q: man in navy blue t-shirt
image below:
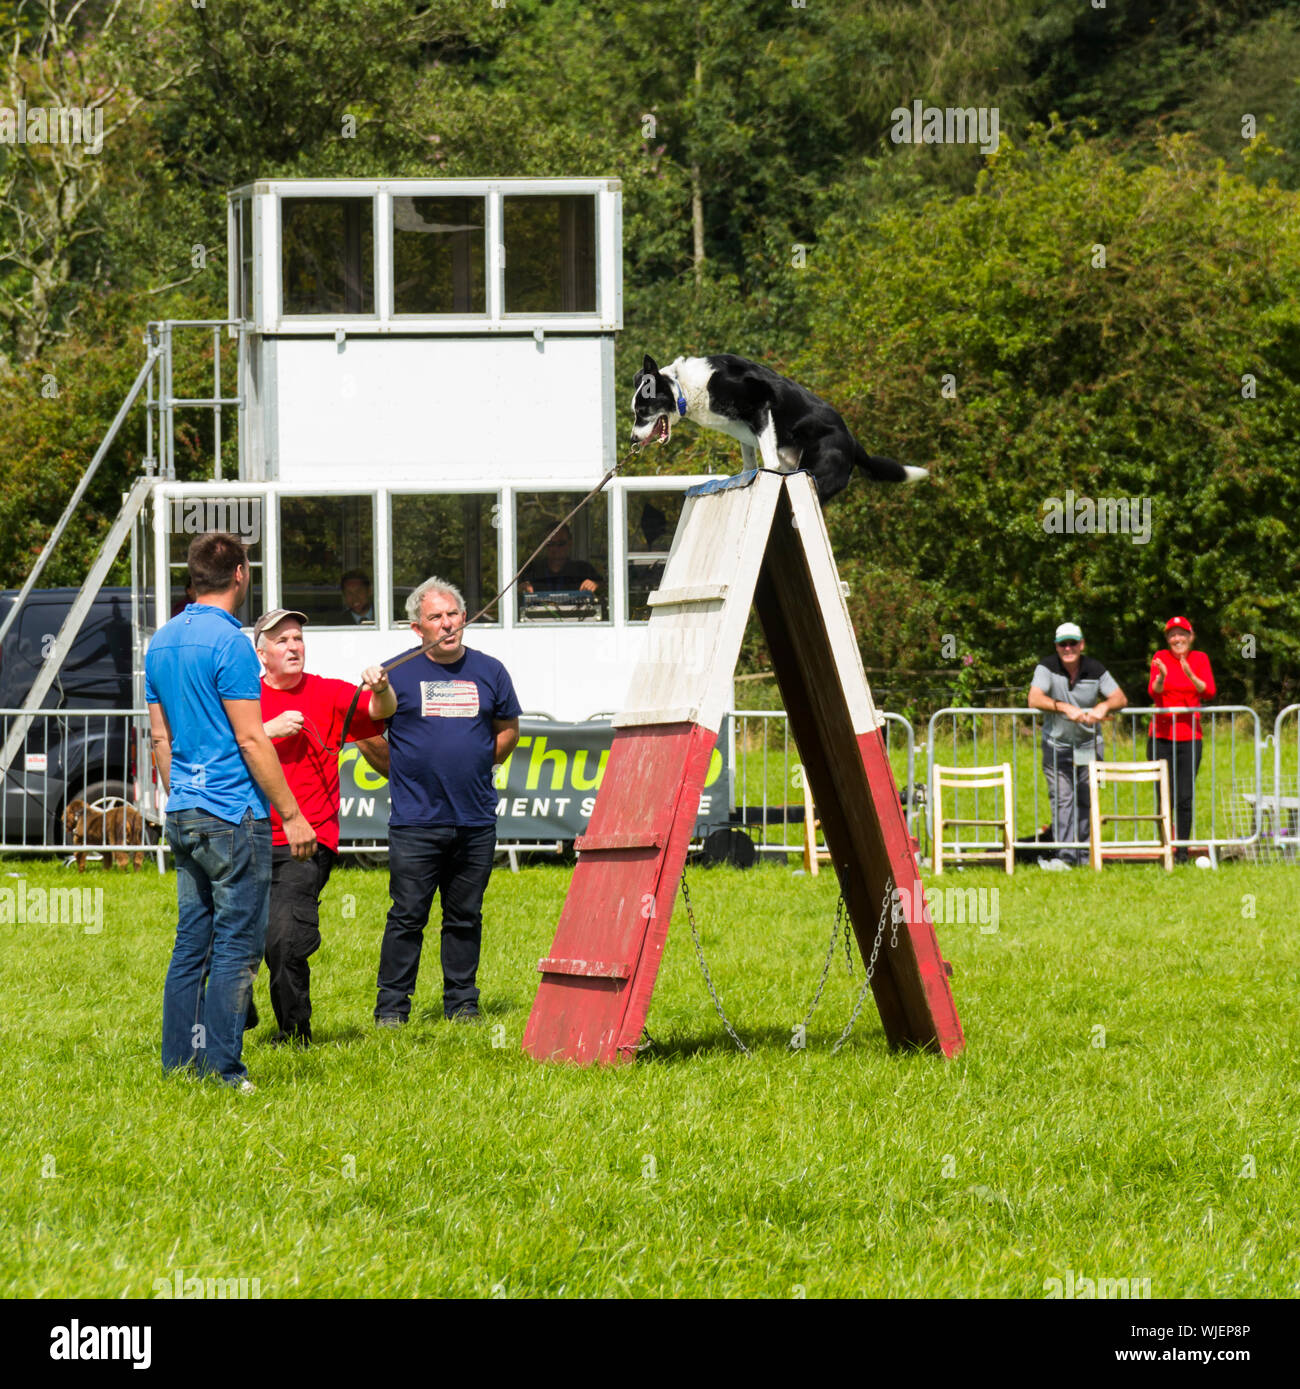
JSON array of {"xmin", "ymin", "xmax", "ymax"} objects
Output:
[{"xmin": 374, "ymin": 577, "xmax": 521, "ymax": 1024}]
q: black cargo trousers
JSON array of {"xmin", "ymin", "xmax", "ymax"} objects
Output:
[{"xmin": 263, "ymin": 843, "xmax": 337, "ymax": 1042}]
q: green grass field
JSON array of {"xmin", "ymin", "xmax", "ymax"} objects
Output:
[{"xmin": 2, "ymin": 855, "xmax": 1297, "ymax": 1299}]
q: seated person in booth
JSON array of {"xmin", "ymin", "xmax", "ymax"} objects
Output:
[
  {"xmin": 1147, "ymin": 615, "xmax": 1215, "ymax": 864},
  {"xmin": 255, "ymin": 608, "xmax": 395, "ymax": 1045},
  {"xmin": 338, "ymin": 569, "xmax": 375, "ymax": 624},
  {"xmin": 1026, "ymin": 621, "xmax": 1128, "ymax": 871},
  {"xmin": 521, "ymin": 524, "xmax": 601, "ymax": 600}
]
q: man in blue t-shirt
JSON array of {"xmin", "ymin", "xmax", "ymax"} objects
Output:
[
  {"xmin": 373, "ymin": 576, "xmax": 521, "ymax": 1024},
  {"xmin": 146, "ymin": 532, "xmax": 316, "ymax": 1090}
]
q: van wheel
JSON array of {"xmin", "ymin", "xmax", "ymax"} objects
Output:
[{"xmin": 77, "ymin": 780, "xmax": 132, "ymax": 813}]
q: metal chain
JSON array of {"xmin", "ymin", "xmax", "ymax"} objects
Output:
[
  {"xmin": 830, "ymin": 876, "xmax": 897, "ymax": 1055},
  {"xmin": 680, "ymin": 868, "xmax": 751, "ymax": 1057},
  {"xmin": 681, "ymin": 868, "xmax": 899, "ymax": 1058},
  {"xmin": 796, "ymin": 893, "xmax": 848, "ymax": 1039}
]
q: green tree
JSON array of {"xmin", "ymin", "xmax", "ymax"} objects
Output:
[
  {"xmin": 0, "ymin": 0, "xmax": 198, "ymax": 368},
  {"xmin": 801, "ymin": 125, "xmax": 1300, "ymax": 704}
]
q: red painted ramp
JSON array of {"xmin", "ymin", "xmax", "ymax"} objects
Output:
[
  {"xmin": 522, "ymin": 469, "xmax": 964, "ymax": 1067},
  {"xmin": 856, "ymin": 728, "xmax": 964, "ymax": 1058},
  {"xmin": 522, "ymin": 722, "xmax": 716, "ymax": 1065}
]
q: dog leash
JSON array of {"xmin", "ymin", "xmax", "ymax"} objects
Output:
[{"xmin": 331, "ymin": 449, "xmax": 639, "ymax": 751}]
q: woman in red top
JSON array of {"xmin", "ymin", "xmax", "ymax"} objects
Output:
[{"xmin": 1147, "ymin": 616, "xmax": 1216, "ymax": 863}]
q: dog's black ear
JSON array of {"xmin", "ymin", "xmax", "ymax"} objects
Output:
[{"xmin": 642, "ymin": 353, "xmax": 659, "ymax": 376}]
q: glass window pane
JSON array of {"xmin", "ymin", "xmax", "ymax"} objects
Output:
[
  {"xmin": 281, "ymin": 198, "xmax": 374, "ymax": 315},
  {"xmin": 166, "ymin": 495, "xmax": 264, "ymax": 626},
  {"xmin": 390, "ymin": 494, "xmax": 499, "ymax": 625},
  {"xmin": 626, "ymin": 491, "xmax": 683, "ymax": 622},
  {"xmin": 279, "ymin": 496, "xmax": 376, "ymax": 626},
  {"xmin": 393, "ymin": 197, "xmax": 486, "ymax": 314},
  {"xmin": 516, "ymin": 491, "xmax": 607, "ymax": 622},
  {"xmin": 239, "ymin": 198, "xmax": 253, "ymax": 319},
  {"xmin": 503, "ymin": 195, "xmax": 596, "ymax": 314}
]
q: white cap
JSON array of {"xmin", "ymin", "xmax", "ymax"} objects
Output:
[{"xmin": 1054, "ymin": 622, "xmax": 1083, "ymax": 643}]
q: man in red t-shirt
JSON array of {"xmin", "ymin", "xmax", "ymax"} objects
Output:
[
  {"xmin": 1148, "ymin": 615, "xmax": 1216, "ymax": 863},
  {"xmin": 254, "ymin": 608, "xmax": 397, "ymax": 1044}
]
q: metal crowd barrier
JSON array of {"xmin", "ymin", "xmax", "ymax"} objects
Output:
[
  {"xmin": 926, "ymin": 705, "xmax": 1262, "ymax": 863},
  {"xmin": 0, "ymin": 708, "xmax": 159, "ymax": 859},
  {"xmin": 730, "ymin": 709, "xmax": 916, "ymax": 856},
  {"xmin": 1267, "ymin": 705, "xmax": 1300, "ymax": 859},
  {"xmin": 5, "ymin": 703, "xmax": 1287, "ymax": 869}
]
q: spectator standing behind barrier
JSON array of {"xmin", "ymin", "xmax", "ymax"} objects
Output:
[
  {"xmin": 255, "ymin": 608, "xmax": 396, "ymax": 1045},
  {"xmin": 146, "ymin": 533, "xmax": 317, "ymax": 1093},
  {"xmin": 372, "ymin": 576, "xmax": 521, "ymax": 1025},
  {"xmin": 1026, "ymin": 622, "xmax": 1128, "ymax": 871},
  {"xmin": 1148, "ymin": 615, "xmax": 1215, "ymax": 864}
]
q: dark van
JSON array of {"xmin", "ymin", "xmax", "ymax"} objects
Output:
[{"xmin": 0, "ymin": 587, "xmax": 147, "ymax": 845}]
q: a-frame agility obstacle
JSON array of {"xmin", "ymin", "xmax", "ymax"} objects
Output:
[{"xmin": 522, "ymin": 470, "xmax": 964, "ymax": 1065}]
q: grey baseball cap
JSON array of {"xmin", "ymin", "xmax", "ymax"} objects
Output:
[
  {"xmin": 1054, "ymin": 621, "xmax": 1083, "ymax": 643},
  {"xmin": 252, "ymin": 608, "xmax": 308, "ymax": 645}
]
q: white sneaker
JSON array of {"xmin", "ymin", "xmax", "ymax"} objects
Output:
[
  {"xmin": 235, "ymin": 1079, "xmax": 256, "ymax": 1095},
  {"xmin": 1037, "ymin": 857, "xmax": 1072, "ymax": 872}
]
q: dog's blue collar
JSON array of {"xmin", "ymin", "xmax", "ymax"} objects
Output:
[{"xmin": 667, "ymin": 374, "xmax": 687, "ymax": 416}]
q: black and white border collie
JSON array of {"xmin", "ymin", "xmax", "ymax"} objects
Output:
[{"xmin": 630, "ymin": 353, "xmax": 927, "ymax": 503}]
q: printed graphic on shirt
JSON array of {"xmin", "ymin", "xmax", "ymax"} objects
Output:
[{"xmin": 421, "ymin": 680, "xmax": 479, "ymax": 718}]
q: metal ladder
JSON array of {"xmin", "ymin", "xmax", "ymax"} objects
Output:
[{"xmin": 0, "ymin": 321, "xmax": 242, "ymax": 780}]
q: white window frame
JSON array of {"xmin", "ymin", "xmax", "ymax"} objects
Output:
[
  {"xmin": 150, "ymin": 482, "xmax": 274, "ymax": 632},
  {"xmin": 389, "ymin": 193, "xmax": 491, "ymax": 323},
  {"xmin": 277, "ymin": 191, "xmax": 382, "ymax": 325},
  {"xmin": 499, "ymin": 190, "xmax": 602, "ymax": 322},
  {"xmin": 511, "ymin": 484, "xmax": 614, "ymax": 630},
  {"xmin": 227, "ymin": 178, "xmax": 621, "ymax": 335},
  {"xmin": 386, "ymin": 486, "xmax": 505, "ymax": 628},
  {"xmin": 276, "ymin": 488, "xmax": 383, "ymax": 628}
]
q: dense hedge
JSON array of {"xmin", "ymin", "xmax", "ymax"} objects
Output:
[{"xmin": 802, "ymin": 127, "xmax": 1300, "ymax": 706}]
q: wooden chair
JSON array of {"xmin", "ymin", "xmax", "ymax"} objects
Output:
[
  {"xmin": 1087, "ymin": 760, "xmax": 1173, "ymax": 871},
  {"xmin": 931, "ymin": 764, "xmax": 1014, "ymax": 875}
]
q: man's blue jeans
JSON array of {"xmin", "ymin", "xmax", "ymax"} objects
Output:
[
  {"xmin": 162, "ymin": 808, "xmax": 272, "ymax": 1084},
  {"xmin": 375, "ymin": 824, "xmax": 497, "ymax": 1020}
]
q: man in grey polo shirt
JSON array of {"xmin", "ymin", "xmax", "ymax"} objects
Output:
[{"xmin": 1027, "ymin": 622, "xmax": 1128, "ymax": 870}]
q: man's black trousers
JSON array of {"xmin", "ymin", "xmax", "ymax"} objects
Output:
[
  {"xmin": 375, "ymin": 824, "xmax": 496, "ymax": 1020},
  {"xmin": 265, "ymin": 843, "xmax": 336, "ymax": 1041}
]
